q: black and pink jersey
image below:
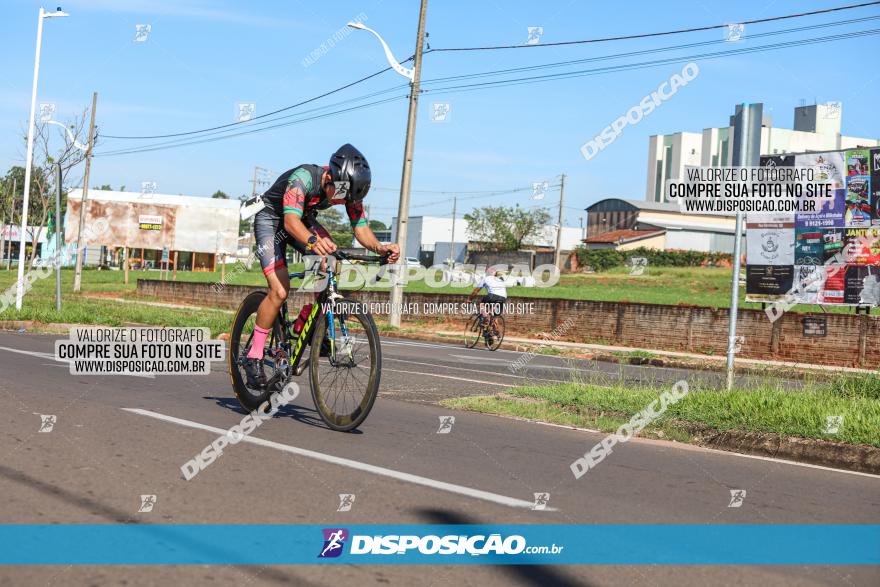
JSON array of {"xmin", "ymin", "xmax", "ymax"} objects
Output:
[{"xmin": 261, "ymin": 164, "xmax": 366, "ymax": 228}]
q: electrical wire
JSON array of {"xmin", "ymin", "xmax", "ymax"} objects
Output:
[{"xmin": 428, "ymin": 1, "xmax": 880, "ymax": 51}]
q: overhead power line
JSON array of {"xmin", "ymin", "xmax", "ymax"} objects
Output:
[
  {"xmin": 420, "ymin": 28, "xmax": 880, "ymax": 95},
  {"xmin": 428, "ymin": 1, "xmax": 880, "ymax": 51},
  {"xmin": 96, "ymin": 2, "xmax": 877, "ymax": 144},
  {"xmin": 101, "ymin": 61, "xmax": 409, "ymax": 140}
]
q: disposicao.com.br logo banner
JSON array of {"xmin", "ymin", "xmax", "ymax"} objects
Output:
[{"xmin": 0, "ymin": 525, "xmax": 878, "ymax": 565}]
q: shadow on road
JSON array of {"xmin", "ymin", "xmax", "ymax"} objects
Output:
[
  {"xmin": 203, "ymin": 396, "xmax": 363, "ymax": 434},
  {"xmin": 0, "ymin": 463, "xmax": 310, "ymax": 584},
  {"xmin": 416, "ymin": 507, "xmax": 590, "ymax": 587}
]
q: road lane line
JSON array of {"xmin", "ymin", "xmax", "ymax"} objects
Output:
[
  {"xmin": 449, "ymin": 354, "xmax": 512, "ymax": 363},
  {"xmin": 0, "ymin": 346, "xmax": 155, "ymax": 378},
  {"xmin": 0, "ymin": 346, "xmax": 55, "ymax": 360},
  {"xmin": 383, "ymin": 368, "xmax": 516, "ymax": 387},
  {"xmin": 385, "ymin": 357, "xmax": 562, "ymax": 385},
  {"xmin": 122, "ymin": 408, "xmax": 549, "ymax": 510}
]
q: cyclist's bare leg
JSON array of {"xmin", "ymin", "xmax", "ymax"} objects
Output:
[{"xmin": 256, "ymin": 269, "xmax": 290, "ymax": 330}]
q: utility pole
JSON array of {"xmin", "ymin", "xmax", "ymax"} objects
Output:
[
  {"xmin": 726, "ymin": 102, "xmax": 762, "ymax": 391},
  {"xmin": 553, "ymin": 174, "xmax": 566, "ymax": 270},
  {"xmin": 72, "ymin": 91, "xmax": 98, "ymax": 293},
  {"xmin": 389, "ymin": 0, "xmax": 428, "ymax": 328},
  {"xmin": 251, "ymin": 166, "xmax": 271, "ymax": 197},
  {"xmin": 449, "ymin": 195, "xmax": 457, "ymax": 267}
]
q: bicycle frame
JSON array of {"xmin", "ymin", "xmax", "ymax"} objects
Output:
[{"xmin": 281, "ymin": 262, "xmax": 346, "ymax": 376}]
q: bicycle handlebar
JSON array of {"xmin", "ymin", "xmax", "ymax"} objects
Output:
[{"xmin": 331, "ymin": 250, "xmax": 393, "ymax": 265}]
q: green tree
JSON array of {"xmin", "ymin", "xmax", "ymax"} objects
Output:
[
  {"xmin": 212, "ymin": 190, "xmax": 229, "ymax": 199},
  {"xmin": 464, "ymin": 204, "xmax": 550, "ymax": 251},
  {"xmin": 368, "ymin": 219, "xmax": 387, "ymax": 232},
  {"xmin": 94, "ymin": 184, "xmax": 113, "ymax": 190},
  {"xmin": 317, "ymin": 207, "xmax": 353, "ymax": 248}
]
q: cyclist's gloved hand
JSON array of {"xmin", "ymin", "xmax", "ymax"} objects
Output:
[
  {"xmin": 375, "ymin": 243, "xmax": 399, "ymax": 263},
  {"xmin": 312, "ymin": 237, "xmax": 337, "ymax": 256}
]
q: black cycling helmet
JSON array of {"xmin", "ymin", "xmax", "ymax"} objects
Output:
[{"xmin": 329, "ymin": 143, "xmax": 371, "ymax": 202}]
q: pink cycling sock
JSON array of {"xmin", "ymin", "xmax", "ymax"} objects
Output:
[{"xmin": 247, "ymin": 325, "xmax": 270, "ymax": 359}]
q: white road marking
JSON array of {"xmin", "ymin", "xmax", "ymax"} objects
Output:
[
  {"xmin": 383, "ymin": 368, "xmax": 516, "ymax": 387},
  {"xmin": 0, "ymin": 346, "xmax": 155, "ymax": 378},
  {"xmin": 122, "ymin": 408, "xmax": 550, "ymax": 510},
  {"xmin": 449, "ymin": 354, "xmax": 512, "ymax": 364},
  {"xmin": 475, "ymin": 411, "xmax": 880, "ymax": 480},
  {"xmin": 0, "ymin": 346, "xmax": 55, "ymax": 360},
  {"xmin": 385, "ymin": 357, "xmax": 561, "ymax": 385}
]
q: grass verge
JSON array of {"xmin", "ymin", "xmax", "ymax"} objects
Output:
[{"xmin": 442, "ymin": 375, "xmax": 880, "ymax": 448}]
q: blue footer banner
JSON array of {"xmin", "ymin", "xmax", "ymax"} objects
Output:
[{"xmin": 0, "ymin": 524, "xmax": 878, "ymax": 565}]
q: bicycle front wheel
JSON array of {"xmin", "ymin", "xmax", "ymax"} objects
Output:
[
  {"xmin": 486, "ymin": 315, "xmax": 505, "ymax": 351},
  {"xmin": 309, "ymin": 299, "xmax": 381, "ymax": 431}
]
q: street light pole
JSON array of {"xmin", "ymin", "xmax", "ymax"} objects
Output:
[
  {"xmin": 726, "ymin": 102, "xmax": 762, "ymax": 391},
  {"xmin": 15, "ymin": 6, "xmax": 68, "ymax": 310},
  {"xmin": 73, "ymin": 91, "xmax": 98, "ymax": 293},
  {"xmin": 389, "ymin": 0, "xmax": 429, "ymax": 327},
  {"xmin": 348, "ymin": 3, "xmax": 429, "ymax": 327}
]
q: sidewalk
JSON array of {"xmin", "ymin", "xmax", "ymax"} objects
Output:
[{"xmin": 409, "ymin": 330, "xmax": 879, "ymax": 376}]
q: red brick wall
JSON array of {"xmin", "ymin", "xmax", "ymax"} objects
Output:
[{"xmin": 137, "ymin": 279, "xmax": 879, "ymax": 368}]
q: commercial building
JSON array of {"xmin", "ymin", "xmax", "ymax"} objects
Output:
[
  {"xmin": 584, "ymin": 198, "xmax": 738, "ymax": 253},
  {"xmin": 0, "ymin": 224, "xmax": 48, "ymax": 263},
  {"xmin": 390, "ymin": 215, "xmax": 583, "ymax": 265},
  {"xmin": 646, "ymin": 103, "xmax": 880, "ymax": 203},
  {"xmin": 64, "ymin": 189, "xmax": 240, "ymax": 270}
]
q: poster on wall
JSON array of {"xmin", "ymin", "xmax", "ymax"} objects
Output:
[
  {"xmin": 762, "ymin": 154, "xmax": 795, "ymax": 168},
  {"xmin": 795, "ymin": 151, "xmax": 846, "ymax": 191},
  {"xmin": 820, "ymin": 265, "xmax": 847, "ymax": 304},
  {"xmin": 746, "ymin": 265, "xmax": 794, "ymax": 301},
  {"xmin": 747, "ymin": 149, "xmax": 879, "ymax": 306},
  {"xmin": 871, "ymin": 148, "xmax": 880, "ymax": 225},
  {"xmin": 745, "ymin": 214, "xmax": 795, "ymax": 265},
  {"xmin": 794, "ymin": 228, "xmax": 824, "ymax": 265},
  {"xmin": 793, "ymin": 265, "xmax": 825, "ymax": 304},
  {"xmin": 845, "ymin": 149, "xmax": 872, "ymax": 228},
  {"xmin": 796, "ymin": 188, "xmax": 845, "ymax": 228},
  {"xmin": 844, "ymin": 265, "xmax": 880, "ymax": 305},
  {"xmin": 844, "ymin": 227, "xmax": 880, "ymax": 265}
]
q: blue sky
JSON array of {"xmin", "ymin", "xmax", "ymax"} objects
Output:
[{"xmin": 1, "ymin": 0, "xmax": 878, "ymax": 227}]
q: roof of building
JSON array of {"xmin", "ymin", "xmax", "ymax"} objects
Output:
[
  {"xmin": 583, "ymin": 228, "xmax": 665, "ymax": 244},
  {"xmin": 586, "ymin": 197, "xmax": 681, "ymax": 213},
  {"xmin": 66, "ymin": 189, "xmax": 241, "ymax": 210}
]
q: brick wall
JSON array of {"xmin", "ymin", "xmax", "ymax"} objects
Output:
[{"xmin": 137, "ymin": 278, "xmax": 879, "ymax": 368}]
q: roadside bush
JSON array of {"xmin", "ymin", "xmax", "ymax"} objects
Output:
[{"xmin": 576, "ymin": 246, "xmax": 732, "ymax": 272}]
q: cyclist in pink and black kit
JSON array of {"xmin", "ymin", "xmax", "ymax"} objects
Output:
[{"xmin": 245, "ymin": 144, "xmax": 399, "ymax": 387}]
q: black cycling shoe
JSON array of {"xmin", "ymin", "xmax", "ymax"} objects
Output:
[{"xmin": 243, "ymin": 357, "xmax": 267, "ymax": 389}]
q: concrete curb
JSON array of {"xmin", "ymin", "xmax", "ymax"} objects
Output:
[{"xmin": 692, "ymin": 428, "xmax": 880, "ymax": 475}]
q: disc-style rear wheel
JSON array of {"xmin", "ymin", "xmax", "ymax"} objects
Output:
[{"xmin": 309, "ymin": 300, "xmax": 381, "ymax": 431}]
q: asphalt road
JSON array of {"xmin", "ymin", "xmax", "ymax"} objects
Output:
[{"xmin": 0, "ymin": 330, "xmax": 876, "ymax": 586}]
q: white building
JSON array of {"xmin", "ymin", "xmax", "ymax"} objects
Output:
[
  {"xmin": 646, "ymin": 103, "xmax": 880, "ymax": 203},
  {"xmin": 64, "ymin": 189, "xmax": 240, "ymax": 270},
  {"xmin": 390, "ymin": 215, "xmax": 584, "ymax": 263}
]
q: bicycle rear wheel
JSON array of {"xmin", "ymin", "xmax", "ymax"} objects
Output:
[
  {"xmin": 485, "ymin": 315, "xmax": 505, "ymax": 351},
  {"xmin": 229, "ymin": 291, "xmax": 285, "ymax": 411},
  {"xmin": 464, "ymin": 314, "xmax": 482, "ymax": 348},
  {"xmin": 309, "ymin": 299, "xmax": 381, "ymax": 431}
]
